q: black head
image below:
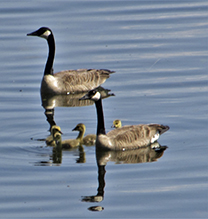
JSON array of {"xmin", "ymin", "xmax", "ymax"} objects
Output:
[
  {"xmin": 27, "ymin": 27, "xmax": 53, "ymax": 39},
  {"xmin": 79, "ymin": 89, "xmax": 102, "ymax": 101}
]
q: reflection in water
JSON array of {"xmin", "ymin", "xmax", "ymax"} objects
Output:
[
  {"xmin": 34, "ymin": 145, "xmax": 85, "ymax": 166},
  {"xmin": 51, "ymin": 125, "xmax": 62, "ymax": 164},
  {"xmin": 41, "ymin": 86, "xmax": 113, "ymax": 130},
  {"xmin": 76, "ymin": 145, "xmax": 86, "ymax": 163},
  {"xmin": 52, "ymin": 142, "xmax": 62, "ymax": 164},
  {"xmin": 82, "ymin": 143, "xmax": 167, "ymax": 211}
]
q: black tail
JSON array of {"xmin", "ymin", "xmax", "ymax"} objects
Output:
[{"xmin": 159, "ymin": 125, "xmax": 170, "ymax": 135}]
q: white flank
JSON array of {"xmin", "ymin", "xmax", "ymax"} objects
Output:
[{"xmin": 151, "ymin": 131, "xmax": 160, "ymax": 143}]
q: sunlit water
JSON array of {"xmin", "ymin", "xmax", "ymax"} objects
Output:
[{"xmin": 0, "ymin": 1, "xmax": 207, "ymax": 218}]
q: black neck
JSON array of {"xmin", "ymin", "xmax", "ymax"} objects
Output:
[
  {"xmin": 44, "ymin": 34, "xmax": 55, "ymax": 75},
  {"xmin": 95, "ymin": 99, "xmax": 106, "ymax": 135}
]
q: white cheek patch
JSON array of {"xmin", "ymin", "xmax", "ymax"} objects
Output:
[
  {"xmin": 151, "ymin": 131, "xmax": 160, "ymax": 143},
  {"xmin": 40, "ymin": 30, "xmax": 51, "ymax": 39},
  {"xmin": 92, "ymin": 92, "xmax": 101, "ymax": 101}
]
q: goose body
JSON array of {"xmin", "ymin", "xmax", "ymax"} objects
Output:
[
  {"xmin": 80, "ymin": 89, "xmax": 169, "ymax": 150},
  {"xmin": 27, "ymin": 27, "xmax": 114, "ymax": 95}
]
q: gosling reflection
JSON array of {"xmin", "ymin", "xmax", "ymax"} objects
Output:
[
  {"xmin": 82, "ymin": 143, "xmax": 167, "ymax": 211},
  {"xmin": 51, "ymin": 125, "xmax": 63, "ymax": 164},
  {"xmin": 51, "ymin": 126, "xmax": 87, "ymax": 164}
]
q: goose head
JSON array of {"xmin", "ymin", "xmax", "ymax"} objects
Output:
[
  {"xmin": 27, "ymin": 27, "xmax": 53, "ymax": 40},
  {"xmin": 79, "ymin": 89, "xmax": 115, "ymax": 101},
  {"xmin": 111, "ymin": 119, "xmax": 122, "ymax": 128}
]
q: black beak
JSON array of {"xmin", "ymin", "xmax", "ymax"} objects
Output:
[
  {"xmin": 58, "ymin": 130, "xmax": 63, "ymax": 135},
  {"xmin": 72, "ymin": 127, "xmax": 77, "ymax": 131},
  {"xmin": 27, "ymin": 30, "xmax": 38, "ymax": 36},
  {"xmin": 79, "ymin": 93, "xmax": 90, "ymax": 101}
]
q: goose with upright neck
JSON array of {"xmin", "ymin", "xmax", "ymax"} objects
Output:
[
  {"xmin": 27, "ymin": 27, "xmax": 114, "ymax": 95},
  {"xmin": 80, "ymin": 89, "xmax": 169, "ymax": 150}
]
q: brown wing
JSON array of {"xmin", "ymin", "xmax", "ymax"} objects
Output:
[
  {"xmin": 105, "ymin": 124, "xmax": 169, "ymax": 149},
  {"xmin": 54, "ymin": 69, "xmax": 114, "ymax": 93}
]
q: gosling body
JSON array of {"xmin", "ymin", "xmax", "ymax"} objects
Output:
[
  {"xmin": 49, "ymin": 125, "xmax": 80, "ymax": 149},
  {"xmin": 73, "ymin": 123, "xmax": 96, "ymax": 146}
]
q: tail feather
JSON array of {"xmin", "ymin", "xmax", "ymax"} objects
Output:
[{"xmin": 159, "ymin": 125, "xmax": 170, "ymax": 135}]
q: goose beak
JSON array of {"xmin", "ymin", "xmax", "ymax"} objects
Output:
[
  {"xmin": 27, "ymin": 30, "xmax": 38, "ymax": 36},
  {"xmin": 57, "ymin": 130, "xmax": 63, "ymax": 135},
  {"xmin": 72, "ymin": 127, "xmax": 77, "ymax": 131},
  {"xmin": 79, "ymin": 93, "xmax": 90, "ymax": 100}
]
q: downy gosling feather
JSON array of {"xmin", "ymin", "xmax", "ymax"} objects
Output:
[
  {"xmin": 27, "ymin": 27, "xmax": 114, "ymax": 95},
  {"xmin": 80, "ymin": 89, "xmax": 169, "ymax": 150},
  {"xmin": 50, "ymin": 125, "xmax": 80, "ymax": 149},
  {"xmin": 47, "ymin": 123, "xmax": 96, "ymax": 147},
  {"xmin": 73, "ymin": 123, "xmax": 96, "ymax": 146},
  {"xmin": 112, "ymin": 119, "xmax": 122, "ymax": 128}
]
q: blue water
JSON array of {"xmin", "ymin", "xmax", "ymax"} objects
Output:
[{"xmin": 0, "ymin": 0, "xmax": 207, "ymax": 218}]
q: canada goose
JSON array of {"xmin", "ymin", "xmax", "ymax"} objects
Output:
[
  {"xmin": 111, "ymin": 119, "xmax": 122, "ymax": 128},
  {"xmin": 73, "ymin": 123, "xmax": 96, "ymax": 146},
  {"xmin": 80, "ymin": 89, "xmax": 169, "ymax": 150},
  {"xmin": 27, "ymin": 27, "xmax": 115, "ymax": 95},
  {"xmin": 50, "ymin": 125, "xmax": 80, "ymax": 149}
]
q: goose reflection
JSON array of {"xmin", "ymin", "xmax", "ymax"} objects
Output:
[
  {"xmin": 41, "ymin": 87, "xmax": 113, "ymax": 130},
  {"xmin": 82, "ymin": 143, "xmax": 167, "ymax": 211}
]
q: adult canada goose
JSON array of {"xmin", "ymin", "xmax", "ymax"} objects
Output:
[
  {"xmin": 73, "ymin": 123, "xmax": 96, "ymax": 146},
  {"xmin": 111, "ymin": 119, "xmax": 122, "ymax": 128},
  {"xmin": 27, "ymin": 27, "xmax": 115, "ymax": 95},
  {"xmin": 80, "ymin": 89, "xmax": 169, "ymax": 150},
  {"xmin": 50, "ymin": 125, "xmax": 80, "ymax": 149}
]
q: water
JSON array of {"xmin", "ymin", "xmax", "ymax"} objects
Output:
[{"xmin": 0, "ymin": 0, "xmax": 207, "ymax": 218}]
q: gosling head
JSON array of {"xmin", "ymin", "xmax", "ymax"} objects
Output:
[
  {"xmin": 72, "ymin": 123, "xmax": 86, "ymax": 132},
  {"xmin": 112, "ymin": 119, "xmax": 122, "ymax": 129},
  {"xmin": 79, "ymin": 89, "xmax": 115, "ymax": 102},
  {"xmin": 51, "ymin": 125, "xmax": 62, "ymax": 142},
  {"xmin": 27, "ymin": 27, "xmax": 52, "ymax": 40}
]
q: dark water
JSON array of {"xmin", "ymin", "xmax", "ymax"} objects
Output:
[{"xmin": 0, "ymin": 0, "xmax": 207, "ymax": 218}]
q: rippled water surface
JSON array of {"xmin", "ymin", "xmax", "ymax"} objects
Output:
[{"xmin": 0, "ymin": 1, "xmax": 207, "ymax": 218}]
